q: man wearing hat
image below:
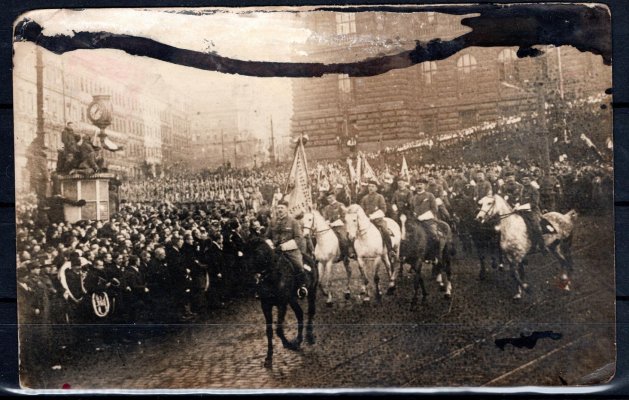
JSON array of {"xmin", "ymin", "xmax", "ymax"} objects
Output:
[
  {"xmin": 323, "ymin": 191, "xmax": 353, "ymax": 259},
  {"xmin": 518, "ymin": 174, "xmax": 547, "ymax": 254},
  {"xmin": 500, "ymin": 171, "xmax": 523, "ymax": 208},
  {"xmin": 267, "ymin": 200, "xmax": 309, "ymax": 298},
  {"xmin": 411, "ymin": 177, "xmax": 440, "ymax": 261},
  {"xmin": 473, "ymin": 171, "xmax": 493, "ymax": 202},
  {"xmin": 360, "ymin": 180, "xmax": 394, "ymax": 260},
  {"xmin": 391, "ymin": 178, "xmax": 413, "ymax": 218}
]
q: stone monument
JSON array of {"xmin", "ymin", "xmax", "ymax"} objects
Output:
[{"xmin": 59, "ymin": 94, "xmax": 119, "ymax": 222}]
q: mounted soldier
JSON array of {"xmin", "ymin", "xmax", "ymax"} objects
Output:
[
  {"xmin": 517, "ymin": 173, "xmax": 548, "ymax": 254},
  {"xmin": 473, "ymin": 171, "xmax": 493, "ymax": 202},
  {"xmin": 411, "ymin": 177, "xmax": 440, "ymax": 262},
  {"xmin": 322, "ymin": 190, "xmax": 354, "ymax": 259},
  {"xmin": 359, "ymin": 180, "xmax": 395, "ymax": 261},
  {"xmin": 267, "ymin": 200, "xmax": 309, "ymax": 299},
  {"xmin": 390, "ymin": 177, "xmax": 413, "ymax": 220},
  {"xmin": 500, "ymin": 171, "xmax": 523, "ymax": 208}
]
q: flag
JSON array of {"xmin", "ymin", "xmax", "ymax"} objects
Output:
[
  {"xmin": 400, "ymin": 155, "xmax": 410, "ymax": 179},
  {"xmin": 360, "ymin": 153, "xmax": 378, "ymax": 184},
  {"xmin": 285, "ymin": 138, "xmax": 313, "ymax": 217}
]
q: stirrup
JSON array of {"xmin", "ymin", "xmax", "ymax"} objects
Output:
[{"xmin": 297, "ymin": 286, "xmax": 308, "ymax": 299}]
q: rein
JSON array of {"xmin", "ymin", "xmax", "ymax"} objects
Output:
[{"xmin": 478, "ymin": 199, "xmax": 519, "ymax": 222}]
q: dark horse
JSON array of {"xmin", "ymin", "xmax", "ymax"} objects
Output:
[
  {"xmin": 398, "ymin": 214, "xmax": 454, "ymax": 308},
  {"xmin": 244, "ymin": 237, "xmax": 318, "ymax": 368},
  {"xmin": 450, "ymin": 192, "xmax": 503, "ymax": 280}
]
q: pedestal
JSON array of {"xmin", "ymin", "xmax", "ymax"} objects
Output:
[{"xmin": 59, "ymin": 173, "xmax": 115, "ymax": 223}]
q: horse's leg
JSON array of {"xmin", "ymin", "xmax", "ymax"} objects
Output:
[
  {"xmin": 562, "ymin": 237, "xmax": 575, "ymax": 289},
  {"xmin": 343, "ymin": 257, "xmax": 352, "ymax": 300},
  {"xmin": 276, "ymin": 304, "xmax": 292, "ymax": 350},
  {"xmin": 384, "ymin": 250, "xmax": 397, "ymax": 295},
  {"xmin": 306, "ymin": 286, "xmax": 316, "ymax": 345},
  {"xmin": 511, "ymin": 260, "xmax": 526, "ymax": 300},
  {"xmin": 443, "ymin": 245, "xmax": 453, "ymax": 299},
  {"xmin": 288, "ymin": 298, "xmax": 304, "ymax": 348},
  {"xmin": 479, "ymin": 252, "xmax": 487, "ymax": 281},
  {"xmin": 261, "ymin": 302, "xmax": 274, "ymax": 368},
  {"xmin": 551, "ymin": 240, "xmax": 571, "ymax": 291},
  {"xmin": 321, "ymin": 260, "xmax": 334, "ymax": 307},
  {"xmin": 356, "ymin": 257, "xmax": 370, "ymax": 301},
  {"xmin": 374, "ymin": 257, "xmax": 383, "ymax": 303},
  {"xmin": 410, "ymin": 259, "xmax": 427, "ymax": 310}
]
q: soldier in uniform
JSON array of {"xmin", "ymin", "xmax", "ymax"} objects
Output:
[
  {"xmin": 518, "ymin": 174, "xmax": 547, "ymax": 254},
  {"xmin": 267, "ymin": 200, "xmax": 309, "ymax": 298},
  {"xmin": 322, "ymin": 191, "xmax": 353, "ymax": 258},
  {"xmin": 427, "ymin": 175, "xmax": 452, "ymax": 222},
  {"xmin": 359, "ymin": 180, "xmax": 395, "ymax": 261},
  {"xmin": 500, "ymin": 172, "xmax": 523, "ymax": 208},
  {"xmin": 391, "ymin": 178, "xmax": 414, "ymax": 217},
  {"xmin": 473, "ymin": 172, "xmax": 493, "ymax": 202},
  {"xmin": 411, "ymin": 177, "xmax": 440, "ymax": 261}
]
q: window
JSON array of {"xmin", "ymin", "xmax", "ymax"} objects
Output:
[
  {"xmin": 498, "ymin": 48, "xmax": 519, "ymax": 81},
  {"xmin": 421, "ymin": 61, "xmax": 437, "ymax": 84},
  {"xmin": 457, "ymin": 54, "xmax": 477, "ymax": 74},
  {"xmin": 336, "ymin": 13, "xmax": 356, "ymax": 35}
]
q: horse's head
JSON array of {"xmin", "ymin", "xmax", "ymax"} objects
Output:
[
  {"xmin": 243, "ymin": 236, "xmax": 275, "ymax": 274},
  {"xmin": 345, "ymin": 204, "xmax": 360, "ymax": 241},
  {"xmin": 476, "ymin": 195, "xmax": 497, "ymax": 223},
  {"xmin": 301, "ymin": 212, "xmax": 315, "ymax": 235}
]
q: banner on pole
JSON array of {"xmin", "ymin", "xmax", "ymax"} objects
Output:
[
  {"xmin": 400, "ymin": 155, "xmax": 409, "ymax": 179},
  {"xmin": 285, "ymin": 138, "xmax": 313, "ymax": 216}
]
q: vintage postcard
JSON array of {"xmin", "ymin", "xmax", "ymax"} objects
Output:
[{"xmin": 13, "ymin": 5, "xmax": 614, "ymax": 390}]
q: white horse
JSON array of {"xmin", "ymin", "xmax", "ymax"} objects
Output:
[
  {"xmin": 302, "ymin": 211, "xmax": 352, "ymax": 307},
  {"xmin": 344, "ymin": 204, "xmax": 401, "ymax": 303},
  {"xmin": 476, "ymin": 194, "xmax": 578, "ymax": 299}
]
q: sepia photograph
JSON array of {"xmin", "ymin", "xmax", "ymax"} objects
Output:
[{"xmin": 12, "ymin": 4, "xmax": 614, "ymax": 390}]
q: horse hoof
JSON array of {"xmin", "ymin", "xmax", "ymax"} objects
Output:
[
  {"xmin": 439, "ymin": 285, "xmax": 446, "ymax": 292},
  {"xmin": 386, "ymin": 286, "xmax": 396, "ymax": 296},
  {"xmin": 306, "ymin": 334, "xmax": 316, "ymax": 345},
  {"xmin": 326, "ymin": 302, "xmax": 334, "ymax": 308},
  {"xmin": 363, "ymin": 297, "xmax": 371, "ymax": 303},
  {"xmin": 344, "ymin": 292, "xmax": 351, "ymax": 300},
  {"xmin": 444, "ymin": 292, "xmax": 451, "ymax": 300},
  {"xmin": 285, "ymin": 341, "xmax": 301, "ymax": 352},
  {"xmin": 479, "ymin": 272, "xmax": 486, "ymax": 281},
  {"xmin": 512, "ymin": 294, "xmax": 522, "ymax": 301},
  {"xmin": 264, "ymin": 359, "xmax": 272, "ymax": 369}
]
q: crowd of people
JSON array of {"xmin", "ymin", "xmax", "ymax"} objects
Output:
[{"xmin": 16, "ymin": 123, "xmax": 613, "ymax": 375}]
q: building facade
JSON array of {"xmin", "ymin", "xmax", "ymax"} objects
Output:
[
  {"xmin": 14, "ymin": 45, "xmax": 193, "ymax": 191},
  {"xmin": 290, "ymin": 12, "xmax": 611, "ymax": 160}
]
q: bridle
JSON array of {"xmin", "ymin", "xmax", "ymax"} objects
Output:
[
  {"xmin": 477, "ymin": 197, "xmax": 516, "ymax": 222},
  {"xmin": 302, "ymin": 215, "xmax": 331, "ymax": 236},
  {"xmin": 346, "ymin": 212, "xmax": 369, "ymax": 237}
]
